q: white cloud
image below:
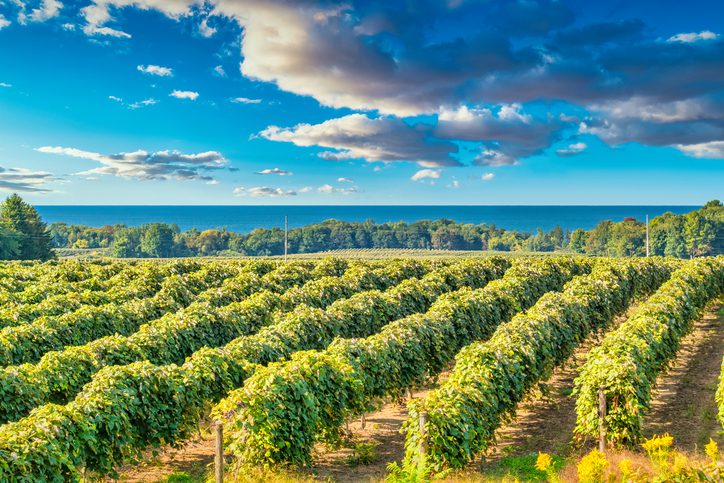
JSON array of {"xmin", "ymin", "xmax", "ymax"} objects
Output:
[
  {"xmin": 317, "ymin": 184, "xmax": 334, "ymax": 194},
  {"xmin": 137, "ymin": 64, "xmax": 173, "ymax": 77},
  {"xmin": 411, "ymin": 169, "xmax": 441, "ymax": 182},
  {"xmin": 337, "ymin": 177, "xmax": 353, "ymax": 183},
  {"xmin": 481, "ymin": 173, "xmax": 495, "ymax": 181},
  {"xmin": 0, "ymin": 83, "xmax": 12, "ymax": 88},
  {"xmin": 667, "ymin": 31, "xmax": 719, "ymax": 43},
  {"xmin": 260, "ymin": 114, "xmax": 458, "ymax": 167},
  {"xmin": 317, "ymin": 184, "xmax": 358, "ymax": 195},
  {"xmin": 474, "ymin": 149, "xmax": 519, "ymax": 167},
  {"xmin": 674, "ymin": 141, "xmax": 724, "ymax": 159},
  {"xmin": 256, "ymin": 168, "xmax": 292, "ymax": 176},
  {"xmin": 129, "ymin": 98, "xmax": 157, "ymax": 109},
  {"xmin": 170, "ymin": 90, "xmax": 199, "ymax": 100},
  {"xmin": 199, "ymin": 17, "xmax": 216, "ymax": 38},
  {"xmin": 233, "ymin": 186, "xmax": 296, "ymax": 197},
  {"xmin": 556, "ymin": 142, "xmax": 588, "ymax": 156},
  {"xmin": 446, "ymin": 179, "xmax": 460, "ymax": 189},
  {"xmin": 108, "ymin": 95, "xmax": 157, "ymax": 109},
  {"xmin": 0, "ymin": 166, "xmax": 56, "ymax": 193},
  {"xmin": 231, "ymin": 97, "xmax": 262, "ymax": 104},
  {"xmin": 61, "ymin": 22, "xmax": 76, "ymax": 30},
  {"xmin": 437, "ymin": 104, "xmax": 561, "ymax": 165},
  {"xmin": 37, "ymin": 146, "xmax": 228, "ymax": 181},
  {"xmin": 17, "ymin": 0, "xmax": 62, "ymax": 24},
  {"xmin": 0, "ymin": 15, "xmax": 10, "ymax": 30},
  {"xmin": 213, "ymin": 65, "xmax": 226, "ymax": 77}
]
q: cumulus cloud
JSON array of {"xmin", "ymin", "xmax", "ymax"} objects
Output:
[
  {"xmin": 317, "ymin": 184, "xmax": 358, "ymax": 195},
  {"xmin": 37, "ymin": 146, "xmax": 228, "ymax": 181},
  {"xmin": 33, "ymin": 0, "xmax": 724, "ymax": 161},
  {"xmin": 233, "ymin": 186, "xmax": 296, "ymax": 197},
  {"xmin": 231, "ymin": 97, "xmax": 262, "ymax": 104},
  {"xmin": 668, "ymin": 31, "xmax": 719, "ymax": 43},
  {"xmin": 337, "ymin": 177, "xmax": 353, "ymax": 183},
  {"xmin": 437, "ymin": 104, "xmax": 563, "ymax": 165},
  {"xmin": 482, "ymin": 173, "xmax": 495, "ymax": 181},
  {"xmin": 137, "ymin": 64, "xmax": 173, "ymax": 77},
  {"xmin": 256, "ymin": 168, "xmax": 292, "ymax": 176},
  {"xmin": 260, "ymin": 114, "xmax": 458, "ymax": 167},
  {"xmin": 0, "ymin": 166, "xmax": 56, "ymax": 192},
  {"xmin": 674, "ymin": 141, "xmax": 724, "ymax": 159},
  {"xmin": 411, "ymin": 169, "xmax": 441, "ymax": 182},
  {"xmin": 170, "ymin": 90, "xmax": 199, "ymax": 100},
  {"xmin": 16, "ymin": 0, "xmax": 62, "ymax": 24},
  {"xmin": 556, "ymin": 142, "xmax": 588, "ymax": 156},
  {"xmin": 0, "ymin": 15, "xmax": 10, "ymax": 29}
]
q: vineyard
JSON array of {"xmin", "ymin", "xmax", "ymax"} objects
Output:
[{"xmin": 0, "ymin": 256, "xmax": 721, "ymax": 482}]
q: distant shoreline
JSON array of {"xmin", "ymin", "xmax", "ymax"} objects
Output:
[{"xmin": 35, "ymin": 205, "xmax": 699, "ymax": 234}]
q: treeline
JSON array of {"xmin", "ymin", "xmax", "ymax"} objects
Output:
[
  {"xmin": 48, "ymin": 200, "xmax": 723, "ymax": 258},
  {"xmin": 0, "ymin": 194, "xmax": 54, "ymax": 261}
]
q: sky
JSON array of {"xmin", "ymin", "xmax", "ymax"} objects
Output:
[{"xmin": 0, "ymin": 0, "xmax": 722, "ymax": 206}]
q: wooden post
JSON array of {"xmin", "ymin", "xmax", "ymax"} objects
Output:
[
  {"xmin": 598, "ymin": 386, "xmax": 607, "ymax": 452},
  {"xmin": 419, "ymin": 411, "xmax": 428, "ymax": 462},
  {"xmin": 215, "ymin": 421, "xmax": 224, "ymax": 483},
  {"xmin": 406, "ymin": 388, "xmax": 413, "ymax": 401},
  {"xmin": 361, "ymin": 413, "xmax": 366, "ymax": 429}
]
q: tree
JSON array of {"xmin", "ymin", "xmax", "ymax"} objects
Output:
[
  {"xmin": 569, "ymin": 228, "xmax": 587, "ymax": 254},
  {"xmin": 0, "ymin": 194, "xmax": 54, "ymax": 260},
  {"xmin": 0, "ymin": 226, "xmax": 21, "ymax": 259},
  {"xmin": 139, "ymin": 223, "xmax": 176, "ymax": 258},
  {"xmin": 684, "ymin": 211, "xmax": 716, "ymax": 258}
]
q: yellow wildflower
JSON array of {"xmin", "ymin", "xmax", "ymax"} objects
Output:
[
  {"xmin": 641, "ymin": 433, "xmax": 674, "ymax": 459},
  {"xmin": 535, "ymin": 452, "xmax": 553, "ymax": 472},
  {"xmin": 577, "ymin": 449, "xmax": 608, "ymax": 483},
  {"xmin": 706, "ymin": 438, "xmax": 719, "ymax": 462}
]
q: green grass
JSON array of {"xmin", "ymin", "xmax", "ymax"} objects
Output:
[{"xmin": 483, "ymin": 453, "xmax": 566, "ymax": 482}]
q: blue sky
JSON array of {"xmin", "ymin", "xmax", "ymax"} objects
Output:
[{"xmin": 0, "ymin": 0, "xmax": 722, "ymax": 205}]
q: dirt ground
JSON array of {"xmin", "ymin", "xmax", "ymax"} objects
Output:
[{"xmin": 117, "ymin": 305, "xmax": 724, "ymax": 482}]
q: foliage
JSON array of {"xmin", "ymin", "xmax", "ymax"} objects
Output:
[
  {"xmin": 0, "ymin": 194, "xmax": 54, "ymax": 260},
  {"xmin": 0, "ymin": 258, "xmax": 457, "ymax": 478},
  {"xmin": 45, "ymin": 201, "xmax": 724, "ymax": 258},
  {"xmin": 401, "ymin": 259, "xmax": 673, "ymax": 471},
  {"xmin": 216, "ymin": 258, "xmax": 585, "ymax": 467},
  {"xmin": 0, "ymin": 260, "xmax": 334, "ymax": 424},
  {"xmin": 574, "ymin": 257, "xmax": 724, "ymax": 446}
]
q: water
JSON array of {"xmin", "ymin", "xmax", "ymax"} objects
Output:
[{"xmin": 36, "ymin": 205, "xmax": 698, "ymax": 234}]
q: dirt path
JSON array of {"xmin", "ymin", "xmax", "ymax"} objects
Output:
[
  {"xmin": 115, "ymin": 430, "xmax": 214, "ymax": 482},
  {"xmin": 114, "ymin": 305, "xmax": 724, "ymax": 482},
  {"xmin": 642, "ymin": 304, "xmax": 724, "ymax": 451}
]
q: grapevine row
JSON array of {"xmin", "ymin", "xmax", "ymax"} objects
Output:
[
  {"xmin": 0, "ymin": 260, "xmax": 260, "ymax": 366},
  {"xmin": 0, "ymin": 258, "xmax": 508, "ymax": 478},
  {"xmin": 216, "ymin": 257, "xmax": 589, "ymax": 467},
  {"xmin": 0, "ymin": 261, "xmax": 204, "ymax": 329},
  {"xmin": 402, "ymin": 258, "xmax": 673, "ymax": 471},
  {"xmin": 576, "ymin": 257, "xmax": 724, "ymax": 446},
  {"xmin": 0, "ymin": 259, "xmax": 351, "ymax": 423}
]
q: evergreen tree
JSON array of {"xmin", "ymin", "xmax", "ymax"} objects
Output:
[
  {"xmin": 0, "ymin": 194, "xmax": 54, "ymax": 260},
  {"xmin": 569, "ymin": 228, "xmax": 587, "ymax": 254},
  {"xmin": 0, "ymin": 226, "xmax": 21, "ymax": 260}
]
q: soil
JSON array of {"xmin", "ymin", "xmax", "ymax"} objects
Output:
[
  {"xmin": 642, "ymin": 304, "xmax": 724, "ymax": 451},
  {"xmin": 117, "ymin": 304, "xmax": 724, "ymax": 482}
]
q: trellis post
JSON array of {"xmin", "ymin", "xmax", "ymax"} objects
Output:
[
  {"xmin": 598, "ymin": 386, "xmax": 607, "ymax": 452},
  {"xmin": 215, "ymin": 421, "xmax": 224, "ymax": 483}
]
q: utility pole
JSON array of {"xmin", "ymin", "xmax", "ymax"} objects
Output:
[
  {"xmin": 645, "ymin": 214, "xmax": 650, "ymax": 257},
  {"xmin": 284, "ymin": 215, "xmax": 288, "ymax": 263}
]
